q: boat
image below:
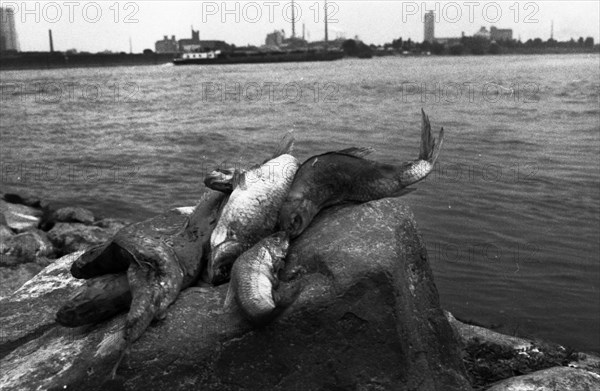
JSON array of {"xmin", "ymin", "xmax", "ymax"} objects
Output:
[{"xmin": 172, "ymin": 49, "xmax": 344, "ymax": 66}]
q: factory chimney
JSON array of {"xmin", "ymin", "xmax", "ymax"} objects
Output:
[
  {"xmin": 48, "ymin": 29, "xmax": 54, "ymax": 53},
  {"xmin": 324, "ymin": 0, "xmax": 329, "ymax": 48}
]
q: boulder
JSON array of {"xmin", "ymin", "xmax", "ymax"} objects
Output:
[
  {"xmin": 0, "ymin": 199, "xmax": 472, "ymax": 391},
  {"xmin": 486, "ymin": 366, "xmax": 600, "ymax": 390},
  {"xmin": 52, "ymin": 207, "xmax": 95, "ymax": 225},
  {"xmin": 446, "ymin": 311, "xmax": 600, "ymax": 389},
  {"xmin": 0, "ymin": 229, "xmax": 55, "ymax": 265},
  {"xmin": 47, "ymin": 222, "xmax": 121, "ymax": 255},
  {"xmin": 1, "ymin": 193, "xmax": 44, "ymax": 208},
  {"xmin": 0, "ymin": 200, "xmax": 42, "ymax": 232}
]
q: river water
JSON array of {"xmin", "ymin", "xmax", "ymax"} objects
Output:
[{"xmin": 1, "ymin": 54, "xmax": 598, "ymax": 352}]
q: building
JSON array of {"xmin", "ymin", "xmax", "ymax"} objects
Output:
[
  {"xmin": 155, "ymin": 30, "xmax": 230, "ymax": 53},
  {"xmin": 474, "ymin": 26, "xmax": 491, "ymax": 39},
  {"xmin": 155, "ymin": 35, "xmax": 178, "ymax": 53},
  {"xmin": 265, "ymin": 30, "xmax": 285, "ymax": 47},
  {"xmin": 424, "ymin": 11, "xmax": 435, "ymax": 43},
  {"xmin": 490, "ymin": 26, "xmax": 513, "ymax": 41},
  {"xmin": 178, "ymin": 29, "xmax": 202, "ymax": 52},
  {"xmin": 0, "ymin": 7, "xmax": 19, "ymax": 52}
]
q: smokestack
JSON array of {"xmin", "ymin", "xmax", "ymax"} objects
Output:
[
  {"xmin": 324, "ymin": 0, "xmax": 329, "ymax": 48},
  {"xmin": 291, "ymin": 0, "xmax": 296, "ymax": 38},
  {"xmin": 48, "ymin": 29, "xmax": 54, "ymax": 53},
  {"xmin": 302, "ymin": 23, "xmax": 305, "ymax": 40}
]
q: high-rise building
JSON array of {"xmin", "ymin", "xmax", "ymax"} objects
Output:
[
  {"xmin": 424, "ymin": 11, "xmax": 435, "ymax": 43},
  {"xmin": 0, "ymin": 7, "xmax": 20, "ymax": 52}
]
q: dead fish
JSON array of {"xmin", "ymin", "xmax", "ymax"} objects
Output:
[
  {"xmin": 56, "ymin": 273, "xmax": 131, "ymax": 327},
  {"xmin": 280, "ymin": 109, "xmax": 444, "ymax": 238},
  {"xmin": 224, "ymin": 232, "xmax": 290, "ymax": 325},
  {"xmin": 61, "ymin": 190, "xmax": 228, "ymax": 378},
  {"xmin": 207, "ymin": 133, "xmax": 299, "ymax": 284}
]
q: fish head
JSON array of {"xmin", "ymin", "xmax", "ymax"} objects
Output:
[
  {"xmin": 204, "ymin": 167, "xmax": 237, "ymax": 193},
  {"xmin": 206, "ymin": 240, "xmax": 243, "ymax": 285},
  {"xmin": 265, "ymin": 231, "xmax": 290, "ymax": 260},
  {"xmin": 279, "ymin": 192, "xmax": 319, "ymax": 239}
]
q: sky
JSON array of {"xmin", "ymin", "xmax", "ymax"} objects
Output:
[{"xmin": 2, "ymin": 0, "xmax": 599, "ymax": 53}]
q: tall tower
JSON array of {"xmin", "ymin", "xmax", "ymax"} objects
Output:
[
  {"xmin": 324, "ymin": 0, "xmax": 329, "ymax": 48},
  {"xmin": 424, "ymin": 11, "xmax": 435, "ymax": 43},
  {"xmin": 291, "ymin": 0, "xmax": 296, "ymax": 38},
  {"xmin": 0, "ymin": 7, "xmax": 20, "ymax": 52}
]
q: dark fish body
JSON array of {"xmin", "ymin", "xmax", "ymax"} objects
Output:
[
  {"xmin": 56, "ymin": 273, "xmax": 131, "ymax": 327},
  {"xmin": 280, "ymin": 110, "xmax": 444, "ymax": 237},
  {"xmin": 224, "ymin": 232, "xmax": 289, "ymax": 325},
  {"xmin": 58, "ymin": 191, "xmax": 227, "ymax": 377}
]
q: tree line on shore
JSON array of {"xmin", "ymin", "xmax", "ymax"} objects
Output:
[{"xmin": 342, "ymin": 35, "xmax": 598, "ymax": 57}]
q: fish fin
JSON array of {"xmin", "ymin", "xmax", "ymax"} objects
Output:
[
  {"xmin": 334, "ymin": 147, "xmax": 375, "ymax": 158},
  {"xmin": 223, "ymin": 283, "xmax": 236, "ymax": 311},
  {"xmin": 95, "ymin": 323, "xmax": 127, "ymax": 358},
  {"xmin": 231, "ymin": 170, "xmax": 247, "ymax": 191},
  {"xmin": 269, "ymin": 130, "xmax": 295, "ymax": 160},
  {"xmin": 419, "ymin": 108, "xmax": 444, "ymax": 164},
  {"xmin": 389, "ymin": 187, "xmax": 417, "ymax": 198}
]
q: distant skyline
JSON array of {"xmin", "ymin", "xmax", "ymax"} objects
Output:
[{"xmin": 2, "ymin": 1, "xmax": 599, "ymax": 53}]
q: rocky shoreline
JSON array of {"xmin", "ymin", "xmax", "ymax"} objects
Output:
[
  {"xmin": 0, "ymin": 192, "xmax": 130, "ymax": 298},
  {"xmin": 1, "ymin": 192, "xmax": 599, "ymax": 390}
]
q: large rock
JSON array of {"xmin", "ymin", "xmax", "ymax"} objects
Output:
[
  {"xmin": 0, "ymin": 200, "xmax": 42, "ymax": 232},
  {"xmin": 446, "ymin": 311, "xmax": 600, "ymax": 389},
  {"xmin": 0, "ymin": 229, "xmax": 55, "ymax": 265},
  {"xmin": 52, "ymin": 207, "xmax": 95, "ymax": 225},
  {"xmin": 0, "ymin": 199, "xmax": 472, "ymax": 391},
  {"xmin": 486, "ymin": 366, "xmax": 600, "ymax": 390},
  {"xmin": 47, "ymin": 222, "xmax": 121, "ymax": 254}
]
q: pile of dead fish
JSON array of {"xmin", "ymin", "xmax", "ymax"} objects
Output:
[{"xmin": 56, "ymin": 110, "xmax": 444, "ymax": 377}]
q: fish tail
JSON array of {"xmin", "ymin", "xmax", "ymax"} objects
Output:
[
  {"xmin": 419, "ymin": 108, "xmax": 444, "ymax": 165},
  {"xmin": 270, "ymin": 130, "xmax": 295, "ymax": 159},
  {"xmin": 398, "ymin": 109, "xmax": 445, "ymax": 187}
]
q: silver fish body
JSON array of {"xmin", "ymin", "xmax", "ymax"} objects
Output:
[
  {"xmin": 224, "ymin": 232, "xmax": 289, "ymax": 324},
  {"xmin": 208, "ymin": 152, "xmax": 299, "ymax": 284},
  {"xmin": 280, "ymin": 109, "xmax": 444, "ymax": 238}
]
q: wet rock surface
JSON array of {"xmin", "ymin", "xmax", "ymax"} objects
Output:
[
  {"xmin": 1, "ymin": 197, "xmax": 597, "ymax": 391},
  {"xmin": 0, "ymin": 199, "xmax": 43, "ymax": 232},
  {"xmin": 0, "ymin": 199, "xmax": 472, "ymax": 391}
]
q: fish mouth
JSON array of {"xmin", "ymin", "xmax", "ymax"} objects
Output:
[
  {"xmin": 204, "ymin": 168, "xmax": 236, "ymax": 193},
  {"xmin": 207, "ymin": 241, "xmax": 243, "ymax": 285}
]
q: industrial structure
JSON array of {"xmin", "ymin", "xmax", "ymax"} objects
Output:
[
  {"xmin": 0, "ymin": 6, "xmax": 20, "ymax": 52},
  {"xmin": 155, "ymin": 29, "xmax": 230, "ymax": 53},
  {"xmin": 423, "ymin": 10, "xmax": 513, "ymax": 47}
]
